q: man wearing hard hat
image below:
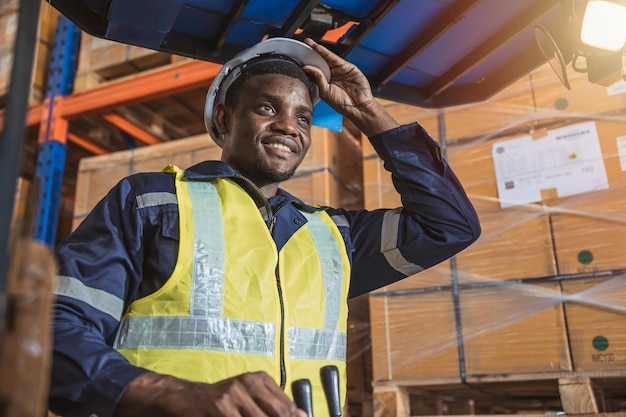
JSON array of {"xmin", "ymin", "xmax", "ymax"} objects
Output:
[{"xmin": 49, "ymin": 37, "xmax": 480, "ymax": 417}]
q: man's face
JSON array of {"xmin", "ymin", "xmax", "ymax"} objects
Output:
[{"xmin": 216, "ymin": 73, "xmax": 313, "ymax": 190}]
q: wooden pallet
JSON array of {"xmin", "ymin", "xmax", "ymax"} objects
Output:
[{"xmin": 372, "ymin": 372, "xmax": 626, "ymax": 417}]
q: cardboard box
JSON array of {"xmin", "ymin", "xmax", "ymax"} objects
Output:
[
  {"xmin": 441, "ymin": 61, "xmax": 626, "ymax": 142},
  {"xmin": 366, "ymin": 57, "xmax": 626, "ymax": 388},
  {"xmin": 443, "ymin": 73, "xmax": 535, "ymax": 142},
  {"xmin": 561, "ymin": 276, "xmax": 626, "ymax": 371},
  {"xmin": 369, "ymin": 287, "xmax": 462, "ymax": 382},
  {"xmin": 549, "ymin": 119, "xmax": 626, "ymax": 274},
  {"xmin": 369, "ymin": 279, "xmax": 572, "ymax": 383},
  {"xmin": 377, "ymin": 99, "xmax": 441, "ymax": 141},
  {"xmin": 73, "ymin": 126, "xmax": 363, "ymax": 229},
  {"xmin": 447, "ymin": 135, "xmax": 558, "ymax": 282},
  {"xmin": 0, "ymin": 0, "xmax": 20, "ymax": 13},
  {"xmin": 0, "ymin": 4, "xmax": 59, "ymax": 106},
  {"xmin": 531, "ymin": 63, "xmax": 626, "ymax": 119},
  {"xmin": 74, "ymin": 32, "xmax": 174, "ymax": 91},
  {"xmin": 461, "ymin": 281, "xmax": 571, "ymax": 375},
  {"xmin": 362, "ymin": 156, "xmax": 401, "ymax": 211},
  {"xmin": 454, "ymin": 199, "xmax": 556, "ymax": 282},
  {"xmin": 72, "ymin": 134, "xmax": 218, "ymax": 228}
]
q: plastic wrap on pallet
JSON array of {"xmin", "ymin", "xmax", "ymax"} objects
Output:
[{"xmin": 367, "ymin": 62, "xmax": 626, "ymax": 387}]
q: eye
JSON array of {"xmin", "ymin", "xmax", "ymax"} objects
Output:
[
  {"xmin": 258, "ymin": 103, "xmax": 275, "ymax": 114},
  {"xmin": 298, "ymin": 114, "xmax": 312, "ymax": 126}
]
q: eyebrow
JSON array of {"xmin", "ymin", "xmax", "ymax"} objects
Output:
[{"xmin": 258, "ymin": 93, "xmax": 313, "ymax": 115}]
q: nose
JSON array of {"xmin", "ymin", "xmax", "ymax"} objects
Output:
[{"xmin": 270, "ymin": 113, "xmax": 298, "ymax": 136}]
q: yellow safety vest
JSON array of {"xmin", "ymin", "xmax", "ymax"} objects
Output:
[{"xmin": 115, "ymin": 165, "xmax": 351, "ymax": 417}]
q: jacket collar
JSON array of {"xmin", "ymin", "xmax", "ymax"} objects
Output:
[{"xmin": 183, "ymin": 161, "xmax": 325, "ymax": 213}]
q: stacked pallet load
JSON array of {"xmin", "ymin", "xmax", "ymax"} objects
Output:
[
  {"xmin": 367, "ymin": 62, "xmax": 626, "ymax": 416},
  {"xmin": 0, "ymin": 0, "xmax": 59, "ymax": 107}
]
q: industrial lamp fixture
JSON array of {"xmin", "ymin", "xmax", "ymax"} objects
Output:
[
  {"xmin": 535, "ymin": 0, "xmax": 626, "ymax": 89},
  {"xmin": 580, "ymin": 0, "xmax": 626, "ymax": 51}
]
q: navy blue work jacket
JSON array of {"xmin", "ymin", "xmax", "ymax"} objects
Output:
[{"xmin": 50, "ymin": 123, "xmax": 480, "ymax": 417}]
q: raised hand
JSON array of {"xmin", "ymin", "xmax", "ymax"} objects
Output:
[{"xmin": 303, "ymin": 38, "xmax": 399, "ymax": 137}]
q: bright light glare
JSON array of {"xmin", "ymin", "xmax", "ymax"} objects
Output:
[{"xmin": 581, "ymin": 0, "xmax": 626, "ymax": 51}]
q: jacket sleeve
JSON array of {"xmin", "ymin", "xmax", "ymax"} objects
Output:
[
  {"xmin": 49, "ymin": 176, "xmax": 151, "ymax": 417},
  {"xmin": 340, "ymin": 123, "xmax": 481, "ymax": 298}
]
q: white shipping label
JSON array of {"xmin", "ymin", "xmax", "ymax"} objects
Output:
[
  {"xmin": 492, "ymin": 121, "xmax": 609, "ymax": 208},
  {"xmin": 607, "ymin": 79, "xmax": 626, "ymax": 96}
]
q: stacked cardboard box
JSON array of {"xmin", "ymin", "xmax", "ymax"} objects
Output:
[
  {"xmin": 368, "ymin": 61, "xmax": 626, "ymax": 386},
  {"xmin": 0, "ymin": 1, "xmax": 59, "ymax": 106},
  {"xmin": 73, "ymin": 32, "xmax": 180, "ymax": 92}
]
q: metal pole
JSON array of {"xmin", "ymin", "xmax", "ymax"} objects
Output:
[{"xmin": 0, "ymin": 0, "xmax": 43, "ymax": 342}]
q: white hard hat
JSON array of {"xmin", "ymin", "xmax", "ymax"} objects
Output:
[{"xmin": 204, "ymin": 37, "xmax": 331, "ymax": 147}]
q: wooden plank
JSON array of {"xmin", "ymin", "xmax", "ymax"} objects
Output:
[
  {"xmin": 371, "ymin": 370, "xmax": 626, "ymax": 388},
  {"xmin": 559, "ymin": 378, "xmax": 599, "ymax": 414},
  {"xmin": 370, "ymin": 373, "xmax": 626, "ymax": 416},
  {"xmin": 373, "ymin": 386, "xmax": 410, "ymax": 417}
]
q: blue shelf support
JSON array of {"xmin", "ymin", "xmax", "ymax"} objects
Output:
[{"xmin": 32, "ymin": 15, "xmax": 81, "ymax": 245}]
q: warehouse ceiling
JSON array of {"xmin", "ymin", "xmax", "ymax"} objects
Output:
[{"xmin": 45, "ymin": 0, "xmax": 581, "ymax": 108}]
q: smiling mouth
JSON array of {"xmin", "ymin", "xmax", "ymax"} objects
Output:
[
  {"xmin": 267, "ymin": 142, "xmax": 292, "ymax": 153},
  {"xmin": 262, "ymin": 137, "xmax": 299, "ymax": 156}
]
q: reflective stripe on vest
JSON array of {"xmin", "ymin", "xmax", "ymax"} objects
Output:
[{"xmin": 115, "ymin": 175, "xmax": 346, "ymax": 361}]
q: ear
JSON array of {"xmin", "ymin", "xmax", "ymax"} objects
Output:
[{"xmin": 213, "ymin": 103, "xmax": 230, "ymax": 136}]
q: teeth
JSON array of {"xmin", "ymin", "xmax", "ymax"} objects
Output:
[{"xmin": 268, "ymin": 143, "xmax": 291, "ymax": 152}]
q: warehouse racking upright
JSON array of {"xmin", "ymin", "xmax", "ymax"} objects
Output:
[{"xmin": 0, "ymin": 0, "xmax": 44, "ymax": 345}]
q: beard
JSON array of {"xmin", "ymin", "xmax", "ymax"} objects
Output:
[{"xmin": 255, "ymin": 159, "xmax": 297, "ymax": 183}]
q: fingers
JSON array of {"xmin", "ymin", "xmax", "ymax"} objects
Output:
[
  {"xmin": 303, "ymin": 38, "xmax": 346, "ymax": 69},
  {"xmin": 118, "ymin": 372, "xmax": 299, "ymax": 417},
  {"xmin": 303, "ymin": 64, "xmax": 328, "ymax": 90},
  {"xmin": 221, "ymin": 372, "xmax": 298, "ymax": 417},
  {"xmin": 246, "ymin": 372, "xmax": 298, "ymax": 417}
]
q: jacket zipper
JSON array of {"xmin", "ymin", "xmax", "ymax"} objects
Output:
[
  {"xmin": 233, "ymin": 175, "xmax": 286, "ymax": 388},
  {"xmin": 275, "ymin": 262, "xmax": 287, "ymax": 388}
]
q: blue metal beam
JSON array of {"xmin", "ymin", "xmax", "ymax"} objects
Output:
[{"xmin": 32, "ymin": 15, "xmax": 81, "ymax": 245}]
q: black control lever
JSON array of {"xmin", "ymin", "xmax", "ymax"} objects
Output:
[
  {"xmin": 320, "ymin": 365, "xmax": 341, "ymax": 417},
  {"xmin": 292, "ymin": 378, "xmax": 314, "ymax": 417}
]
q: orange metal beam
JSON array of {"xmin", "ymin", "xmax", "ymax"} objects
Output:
[
  {"xmin": 322, "ymin": 22, "xmax": 354, "ymax": 42},
  {"xmin": 102, "ymin": 113, "xmax": 161, "ymax": 145},
  {"xmin": 5, "ymin": 59, "xmax": 221, "ymax": 129},
  {"xmin": 25, "ymin": 103, "xmax": 44, "ymax": 127},
  {"xmin": 68, "ymin": 132, "xmax": 107, "ymax": 155},
  {"xmin": 38, "ymin": 97, "xmax": 69, "ymax": 145},
  {"xmin": 61, "ymin": 60, "xmax": 222, "ymax": 120}
]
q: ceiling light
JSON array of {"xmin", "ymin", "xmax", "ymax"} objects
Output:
[
  {"xmin": 580, "ymin": 0, "xmax": 626, "ymax": 52},
  {"xmin": 534, "ymin": 0, "xmax": 626, "ymax": 89}
]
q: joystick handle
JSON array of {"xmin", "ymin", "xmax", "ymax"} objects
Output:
[
  {"xmin": 292, "ymin": 379, "xmax": 314, "ymax": 417},
  {"xmin": 320, "ymin": 365, "xmax": 341, "ymax": 417}
]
